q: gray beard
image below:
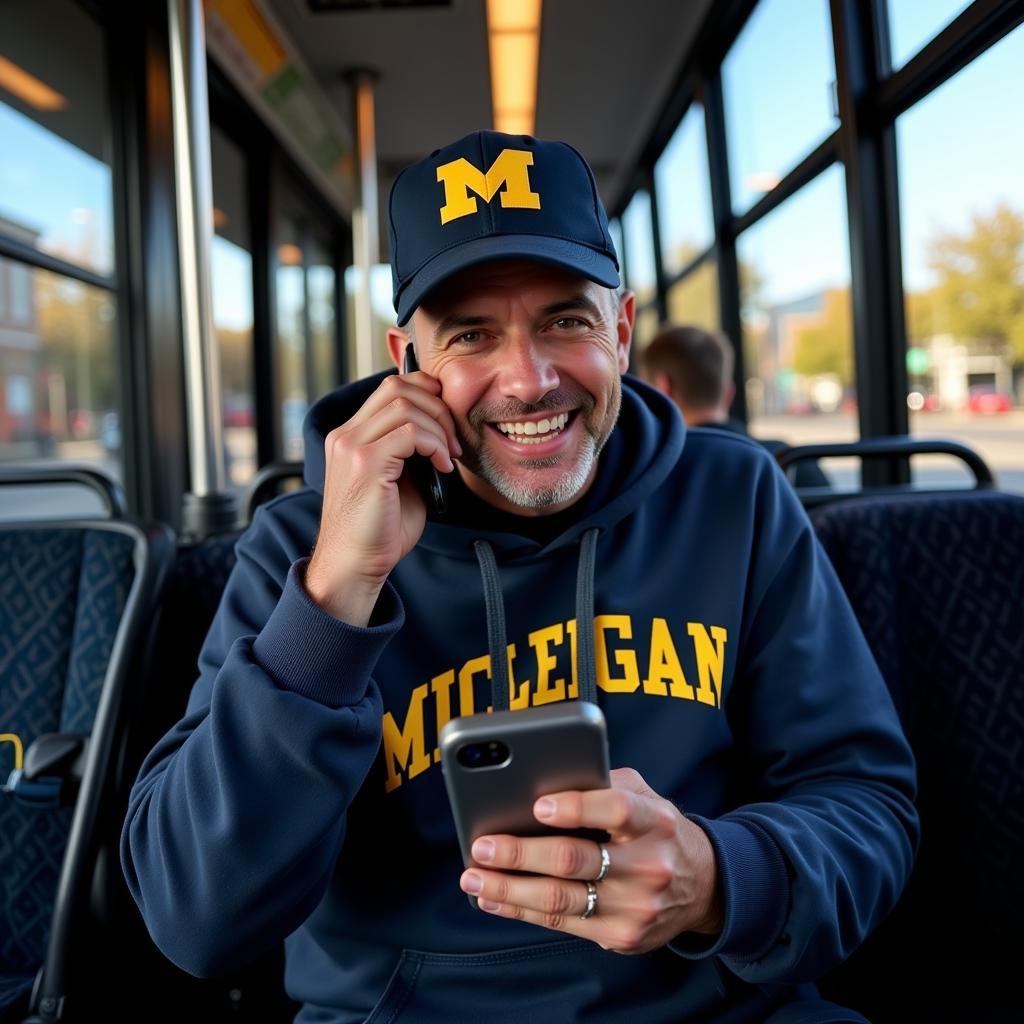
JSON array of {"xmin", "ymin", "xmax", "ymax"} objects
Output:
[{"xmin": 474, "ymin": 433, "xmax": 599, "ymax": 510}]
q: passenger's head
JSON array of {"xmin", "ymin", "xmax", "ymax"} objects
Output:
[
  {"xmin": 642, "ymin": 324, "xmax": 735, "ymax": 426},
  {"xmin": 384, "ymin": 132, "xmax": 634, "ymax": 516}
]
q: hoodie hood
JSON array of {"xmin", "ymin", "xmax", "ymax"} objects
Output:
[{"xmin": 303, "ymin": 370, "xmax": 686, "ymax": 560}]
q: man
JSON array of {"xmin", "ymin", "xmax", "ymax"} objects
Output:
[
  {"xmin": 122, "ymin": 131, "xmax": 917, "ymax": 1023},
  {"xmin": 643, "ymin": 323, "xmax": 830, "ymax": 487}
]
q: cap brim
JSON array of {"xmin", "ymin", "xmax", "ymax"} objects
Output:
[{"xmin": 395, "ymin": 234, "xmax": 620, "ymax": 326}]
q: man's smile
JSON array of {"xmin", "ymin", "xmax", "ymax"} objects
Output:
[{"xmin": 490, "ymin": 411, "xmax": 576, "ymax": 446}]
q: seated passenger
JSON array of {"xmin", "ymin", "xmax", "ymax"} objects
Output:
[
  {"xmin": 643, "ymin": 324, "xmax": 830, "ymax": 488},
  {"xmin": 122, "ymin": 131, "xmax": 917, "ymax": 1024}
]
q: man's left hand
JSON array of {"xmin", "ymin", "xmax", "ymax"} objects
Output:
[{"xmin": 459, "ymin": 767, "xmax": 723, "ymax": 954}]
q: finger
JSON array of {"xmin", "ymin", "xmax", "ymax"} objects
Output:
[
  {"xmin": 460, "ymin": 870, "xmax": 603, "ymax": 933},
  {"xmin": 470, "ymin": 834, "xmax": 605, "ymax": 881},
  {"xmin": 534, "ymin": 784, "xmax": 673, "ymax": 841},
  {"xmin": 367, "ymin": 419, "xmax": 456, "ymax": 477},
  {"xmin": 348, "ymin": 403, "xmax": 455, "ymax": 472},
  {"xmin": 352, "ymin": 374, "xmax": 462, "ymax": 457}
]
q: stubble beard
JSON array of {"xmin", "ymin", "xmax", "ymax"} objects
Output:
[{"xmin": 458, "ymin": 384, "xmax": 621, "ymax": 511}]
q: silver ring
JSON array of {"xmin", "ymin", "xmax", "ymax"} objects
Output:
[
  {"xmin": 580, "ymin": 881, "xmax": 598, "ymax": 920},
  {"xmin": 593, "ymin": 845, "xmax": 610, "ymax": 883}
]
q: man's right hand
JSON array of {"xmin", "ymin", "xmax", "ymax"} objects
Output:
[{"xmin": 304, "ymin": 370, "xmax": 461, "ymax": 625}]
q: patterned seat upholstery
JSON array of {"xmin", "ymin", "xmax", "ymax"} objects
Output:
[
  {"xmin": 811, "ymin": 491, "xmax": 1024, "ymax": 1022},
  {"xmin": 117, "ymin": 530, "xmax": 298, "ymax": 1023},
  {"xmin": 0, "ymin": 521, "xmax": 173, "ymax": 1021}
]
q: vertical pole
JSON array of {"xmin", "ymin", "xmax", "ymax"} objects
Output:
[
  {"xmin": 168, "ymin": 0, "xmax": 236, "ymax": 534},
  {"xmin": 350, "ymin": 70, "xmax": 379, "ymax": 380},
  {"xmin": 831, "ymin": 0, "xmax": 909, "ymax": 486}
]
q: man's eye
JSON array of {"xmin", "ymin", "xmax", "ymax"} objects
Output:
[
  {"xmin": 552, "ymin": 317, "xmax": 585, "ymax": 330},
  {"xmin": 452, "ymin": 331, "xmax": 482, "ymax": 345}
]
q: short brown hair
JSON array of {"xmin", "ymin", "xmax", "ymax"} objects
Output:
[{"xmin": 642, "ymin": 325, "xmax": 734, "ymax": 409}]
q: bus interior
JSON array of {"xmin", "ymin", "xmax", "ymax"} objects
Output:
[{"xmin": 1, "ymin": 0, "xmax": 1023, "ymax": 1021}]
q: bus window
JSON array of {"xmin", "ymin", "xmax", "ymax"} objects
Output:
[
  {"xmin": 621, "ymin": 189, "xmax": 657, "ymax": 346},
  {"xmin": 738, "ymin": 165, "xmax": 857, "ymax": 484},
  {"xmin": 723, "ymin": 0, "xmax": 837, "ymax": 215},
  {"xmin": 897, "ymin": 23, "xmax": 1024, "ymax": 494},
  {"xmin": 0, "ymin": 0, "xmax": 118, "ymax": 492},
  {"xmin": 211, "ymin": 125, "xmax": 256, "ymax": 491},
  {"xmin": 887, "ymin": 0, "xmax": 974, "ymax": 70}
]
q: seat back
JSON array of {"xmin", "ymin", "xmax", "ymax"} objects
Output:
[
  {"xmin": 811, "ymin": 490, "xmax": 1024, "ymax": 1022},
  {"xmin": 0, "ymin": 517, "xmax": 173, "ymax": 1020},
  {"xmin": 115, "ymin": 530, "xmax": 299, "ymax": 1022}
]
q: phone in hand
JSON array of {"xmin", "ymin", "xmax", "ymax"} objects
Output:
[
  {"xmin": 440, "ymin": 702, "xmax": 611, "ymax": 903},
  {"xmin": 402, "ymin": 342, "xmax": 449, "ymax": 515}
]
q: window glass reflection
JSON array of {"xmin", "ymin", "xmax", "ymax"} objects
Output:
[
  {"xmin": 655, "ymin": 103, "xmax": 714, "ymax": 278},
  {"xmin": 0, "ymin": 255, "xmax": 118, "ymax": 476},
  {"xmin": 344, "ymin": 263, "xmax": 400, "ymax": 377},
  {"xmin": 0, "ymin": 1, "xmax": 113, "ymax": 277},
  {"xmin": 211, "ymin": 126, "xmax": 255, "ymax": 489},
  {"xmin": 666, "ymin": 260, "xmax": 719, "ymax": 333},
  {"xmin": 633, "ymin": 307, "xmax": 660, "ymax": 352},
  {"xmin": 897, "ymin": 25, "xmax": 1024, "ymax": 493},
  {"xmin": 277, "ymin": 220, "xmax": 307, "ymax": 462},
  {"xmin": 309, "ymin": 238, "xmax": 337, "ymax": 391},
  {"xmin": 723, "ymin": 0, "xmax": 838, "ymax": 214},
  {"xmin": 887, "ymin": 0, "xmax": 973, "ymax": 70},
  {"xmin": 737, "ymin": 166, "xmax": 856, "ymax": 463},
  {"xmin": 621, "ymin": 190, "xmax": 657, "ymax": 307}
]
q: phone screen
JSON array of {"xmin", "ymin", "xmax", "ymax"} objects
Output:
[{"xmin": 402, "ymin": 342, "xmax": 449, "ymax": 515}]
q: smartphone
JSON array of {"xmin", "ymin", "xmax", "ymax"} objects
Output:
[
  {"xmin": 402, "ymin": 342, "xmax": 448, "ymax": 515},
  {"xmin": 440, "ymin": 702, "xmax": 611, "ymax": 896}
]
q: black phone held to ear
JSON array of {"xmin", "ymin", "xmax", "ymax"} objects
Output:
[{"xmin": 402, "ymin": 342, "xmax": 449, "ymax": 515}]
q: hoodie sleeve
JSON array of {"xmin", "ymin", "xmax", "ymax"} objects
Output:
[
  {"xmin": 671, "ymin": 462, "xmax": 920, "ymax": 983},
  {"xmin": 120, "ymin": 505, "xmax": 403, "ymax": 977}
]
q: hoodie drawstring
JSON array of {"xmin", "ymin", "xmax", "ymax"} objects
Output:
[
  {"xmin": 473, "ymin": 528, "xmax": 601, "ymax": 712},
  {"xmin": 473, "ymin": 539, "xmax": 510, "ymax": 712}
]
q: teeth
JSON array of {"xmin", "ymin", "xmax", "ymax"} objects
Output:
[{"xmin": 496, "ymin": 412, "xmax": 570, "ymax": 442}]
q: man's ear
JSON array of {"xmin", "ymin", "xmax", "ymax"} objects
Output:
[
  {"xmin": 616, "ymin": 289, "xmax": 636, "ymax": 374},
  {"xmin": 652, "ymin": 370, "xmax": 674, "ymax": 399},
  {"xmin": 386, "ymin": 326, "xmax": 410, "ymax": 370},
  {"xmin": 722, "ymin": 382, "xmax": 737, "ymax": 416}
]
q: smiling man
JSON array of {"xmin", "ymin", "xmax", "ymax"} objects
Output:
[{"xmin": 123, "ymin": 132, "xmax": 918, "ymax": 1024}]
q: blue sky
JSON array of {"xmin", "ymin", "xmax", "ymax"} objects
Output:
[
  {"xmin": 1, "ymin": 2, "xmax": 1021, "ymax": 330},
  {"xmin": 621, "ymin": 2, "xmax": 1024, "ymax": 309}
]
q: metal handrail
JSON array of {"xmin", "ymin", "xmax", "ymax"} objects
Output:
[{"xmin": 0, "ymin": 464, "xmax": 128, "ymax": 519}]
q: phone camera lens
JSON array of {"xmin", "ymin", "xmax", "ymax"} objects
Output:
[{"xmin": 457, "ymin": 741, "xmax": 510, "ymax": 769}]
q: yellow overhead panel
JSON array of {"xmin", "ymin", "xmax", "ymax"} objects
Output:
[
  {"xmin": 487, "ymin": 0, "xmax": 541, "ymax": 32},
  {"xmin": 0, "ymin": 56, "xmax": 68, "ymax": 111},
  {"xmin": 495, "ymin": 112, "xmax": 534, "ymax": 136},
  {"xmin": 206, "ymin": 0, "xmax": 287, "ymax": 81},
  {"xmin": 489, "ymin": 30, "xmax": 539, "ymax": 137}
]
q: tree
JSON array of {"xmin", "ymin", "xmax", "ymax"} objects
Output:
[
  {"xmin": 926, "ymin": 203, "xmax": 1024, "ymax": 361},
  {"xmin": 791, "ymin": 288, "xmax": 854, "ymax": 386}
]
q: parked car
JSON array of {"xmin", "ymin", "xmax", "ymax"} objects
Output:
[{"xmin": 967, "ymin": 387, "xmax": 1013, "ymax": 414}]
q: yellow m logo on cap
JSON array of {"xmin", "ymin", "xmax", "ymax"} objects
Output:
[{"xmin": 436, "ymin": 149, "xmax": 541, "ymax": 226}]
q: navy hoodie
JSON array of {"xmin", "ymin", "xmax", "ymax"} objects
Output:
[{"xmin": 122, "ymin": 373, "xmax": 918, "ymax": 1023}]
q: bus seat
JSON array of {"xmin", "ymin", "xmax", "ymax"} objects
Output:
[
  {"xmin": 775, "ymin": 436, "xmax": 995, "ymax": 511},
  {"xmin": 810, "ymin": 489, "xmax": 1024, "ymax": 1023},
  {"xmin": 116, "ymin": 528, "xmax": 298, "ymax": 1022},
  {"xmin": 241, "ymin": 461, "xmax": 304, "ymax": 526},
  {"xmin": 0, "ymin": 469, "xmax": 174, "ymax": 1022}
]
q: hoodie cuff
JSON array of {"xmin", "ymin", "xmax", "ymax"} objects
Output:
[
  {"xmin": 252, "ymin": 558, "xmax": 405, "ymax": 708},
  {"xmin": 668, "ymin": 815, "xmax": 790, "ymax": 964}
]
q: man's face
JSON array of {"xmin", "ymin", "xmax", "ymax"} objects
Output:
[{"xmin": 389, "ymin": 260, "xmax": 634, "ymax": 516}]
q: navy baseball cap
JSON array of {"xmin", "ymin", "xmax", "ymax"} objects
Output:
[{"xmin": 388, "ymin": 130, "xmax": 620, "ymax": 325}]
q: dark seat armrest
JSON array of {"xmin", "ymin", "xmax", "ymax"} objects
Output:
[{"xmin": 3, "ymin": 733, "xmax": 89, "ymax": 809}]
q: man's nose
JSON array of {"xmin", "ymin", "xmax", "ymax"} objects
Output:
[{"xmin": 497, "ymin": 337, "xmax": 560, "ymax": 405}]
